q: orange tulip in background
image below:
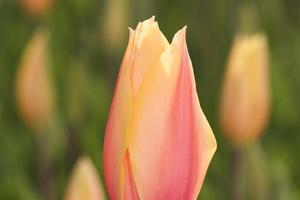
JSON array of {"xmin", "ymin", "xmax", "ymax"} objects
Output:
[
  {"xmin": 20, "ymin": 0, "xmax": 53, "ymax": 17},
  {"xmin": 103, "ymin": 17, "xmax": 217, "ymax": 200},
  {"xmin": 65, "ymin": 156, "xmax": 106, "ymax": 200},
  {"xmin": 16, "ymin": 29, "xmax": 54, "ymax": 130},
  {"xmin": 220, "ymin": 34, "xmax": 270, "ymax": 145}
]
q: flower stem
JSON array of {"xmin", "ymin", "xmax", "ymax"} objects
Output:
[
  {"xmin": 35, "ymin": 133, "xmax": 54, "ymax": 200},
  {"xmin": 231, "ymin": 147, "xmax": 244, "ymax": 200}
]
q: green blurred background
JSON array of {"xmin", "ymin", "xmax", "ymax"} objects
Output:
[{"xmin": 0, "ymin": 0, "xmax": 300, "ymax": 199}]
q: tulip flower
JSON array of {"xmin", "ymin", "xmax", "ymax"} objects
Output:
[
  {"xmin": 16, "ymin": 29, "xmax": 54, "ymax": 130},
  {"xmin": 65, "ymin": 156, "xmax": 106, "ymax": 200},
  {"xmin": 103, "ymin": 17, "xmax": 217, "ymax": 200},
  {"xmin": 220, "ymin": 34, "xmax": 270, "ymax": 145},
  {"xmin": 21, "ymin": 0, "xmax": 53, "ymax": 17}
]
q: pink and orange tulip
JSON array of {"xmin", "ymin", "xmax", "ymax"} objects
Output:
[{"xmin": 103, "ymin": 17, "xmax": 217, "ymax": 200}]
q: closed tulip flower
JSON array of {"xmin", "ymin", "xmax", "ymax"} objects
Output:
[
  {"xmin": 65, "ymin": 156, "xmax": 106, "ymax": 200},
  {"xmin": 103, "ymin": 17, "xmax": 217, "ymax": 200},
  {"xmin": 220, "ymin": 34, "xmax": 270, "ymax": 145},
  {"xmin": 16, "ymin": 29, "xmax": 54, "ymax": 130}
]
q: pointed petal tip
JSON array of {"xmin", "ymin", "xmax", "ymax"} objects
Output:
[
  {"xmin": 140, "ymin": 16, "xmax": 157, "ymax": 26},
  {"xmin": 181, "ymin": 26, "xmax": 187, "ymax": 40},
  {"xmin": 128, "ymin": 27, "xmax": 134, "ymax": 34},
  {"xmin": 171, "ymin": 26, "xmax": 188, "ymax": 45},
  {"xmin": 127, "ymin": 28, "xmax": 135, "ymax": 42}
]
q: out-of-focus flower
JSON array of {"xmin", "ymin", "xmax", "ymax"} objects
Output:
[
  {"xmin": 220, "ymin": 34, "xmax": 270, "ymax": 145},
  {"xmin": 103, "ymin": 17, "xmax": 217, "ymax": 200},
  {"xmin": 16, "ymin": 29, "xmax": 54, "ymax": 130},
  {"xmin": 65, "ymin": 156, "xmax": 106, "ymax": 200},
  {"xmin": 102, "ymin": 0, "xmax": 129, "ymax": 52},
  {"xmin": 20, "ymin": 0, "xmax": 53, "ymax": 17}
]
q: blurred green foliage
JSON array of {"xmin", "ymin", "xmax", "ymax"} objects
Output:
[{"xmin": 0, "ymin": 0, "xmax": 300, "ymax": 199}]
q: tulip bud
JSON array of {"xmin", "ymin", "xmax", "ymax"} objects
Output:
[
  {"xmin": 65, "ymin": 156, "xmax": 106, "ymax": 200},
  {"xmin": 16, "ymin": 29, "xmax": 54, "ymax": 130},
  {"xmin": 20, "ymin": 0, "xmax": 53, "ymax": 17},
  {"xmin": 103, "ymin": 17, "xmax": 217, "ymax": 199},
  {"xmin": 220, "ymin": 34, "xmax": 270, "ymax": 145}
]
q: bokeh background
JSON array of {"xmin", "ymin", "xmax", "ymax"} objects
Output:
[{"xmin": 0, "ymin": 0, "xmax": 300, "ymax": 199}]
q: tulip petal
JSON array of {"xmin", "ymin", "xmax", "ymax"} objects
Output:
[
  {"xmin": 130, "ymin": 17, "xmax": 169, "ymax": 97},
  {"xmin": 104, "ymin": 17, "xmax": 171, "ymax": 200},
  {"xmin": 124, "ymin": 151, "xmax": 139, "ymax": 200},
  {"xmin": 128, "ymin": 28, "xmax": 216, "ymax": 199},
  {"xmin": 103, "ymin": 29, "xmax": 135, "ymax": 200}
]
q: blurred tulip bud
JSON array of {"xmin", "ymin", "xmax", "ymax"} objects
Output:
[
  {"xmin": 21, "ymin": 0, "xmax": 53, "ymax": 17},
  {"xmin": 102, "ymin": 0, "xmax": 128, "ymax": 52},
  {"xmin": 16, "ymin": 29, "xmax": 54, "ymax": 130},
  {"xmin": 65, "ymin": 156, "xmax": 106, "ymax": 200},
  {"xmin": 103, "ymin": 17, "xmax": 217, "ymax": 199},
  {"xmin": 220, "ymin": 34, "xmax": 270, "ymax": 145}
]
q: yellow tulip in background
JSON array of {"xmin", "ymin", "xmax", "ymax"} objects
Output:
[
  {"xmin": 16, "ymin": 29, "xmax": 54, "ymax": 130},
  {"xmin": 103, "ymin": 17, "xmax": 217, "ymax": 200},
  {"xmin": 65, "ymin": 156, "xmax": 106, "ymax": 200},
  {"xmin": 220, "ymin": 34, "xmax": 270, "ymax": 145},
  {"xmin": 220, "ymin": 33, "xmax": 270, "ymax": 200}
]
